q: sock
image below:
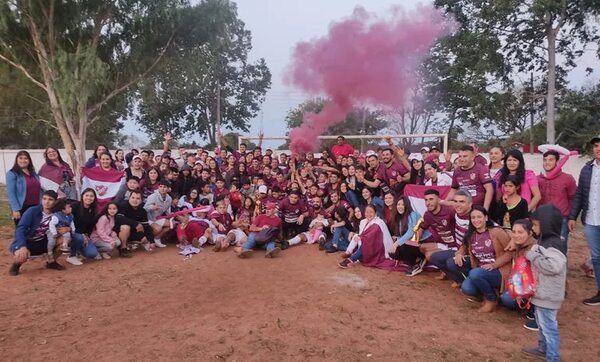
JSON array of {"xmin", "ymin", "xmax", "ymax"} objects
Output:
[
  {"xmin": 288, "ymin": 236, "xmax": 302, "ymax": 246},
  {"xmin": 198, "ymin": 236, "xmax": 208, "ymax": 246}
]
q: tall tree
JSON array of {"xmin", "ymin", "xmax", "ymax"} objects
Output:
[
  {"xmin": 434, "ymin": 0, "xmax": 600, "ymax": 144},
  {"xmin": 136, "ymin": 0, "xmax": 271, "ymax": 146},
  {"xmin": 0, "ymin": 0, "xmax": 201, "ymax": 172}
]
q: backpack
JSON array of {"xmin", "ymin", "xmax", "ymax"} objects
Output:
[{"xmin": 506, "ymin": 255, "xmax": 536, "ymax": 309}]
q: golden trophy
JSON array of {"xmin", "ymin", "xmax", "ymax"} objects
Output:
[{"xmin": 410, "ymin": 218, "xmax": 424, "ymax": 244}]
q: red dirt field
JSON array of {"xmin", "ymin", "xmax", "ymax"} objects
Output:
[{"xmin": 0, "ymin": 225, "xmax": 599, "ymax": 362}]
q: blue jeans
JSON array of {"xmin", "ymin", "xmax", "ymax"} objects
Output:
[
  {"xmin": 344, "ymin": 190, "xmax": 360, "ymax": 208},
  {"xmin": 535, "ymin": 306, "xmax": 560, "ymax": 362},
  {"xmin": 584, "ymin": 224, "xmax": 600, "ymax": 292},
  {"xmin": 500, "ymin": 291, "xmax": 518, "ymax": 310},
  {"xmin": 242, "ymin": 233, "xmax": 275, "ymax": 253},
  {"xmin": 429, "ymin": 250, "xmax": 471, "ymax": 283},
  {"xmin": 350, "ymin": 246, "xmax": 362, "ymax": 262},
  {"xmin": 326, "ymin": 227, "xmax": 350, "ymax": 251},
  {"xmin": 461, "ymin": 267, "xmax": 502, "ymax": 301},
  {"xmin": 560, "ymin": 218, "xmax": 570, "ymax": 245},
  {"xmin": 70, "ymin": 233, "xmax": 98, "ymax": 259}
]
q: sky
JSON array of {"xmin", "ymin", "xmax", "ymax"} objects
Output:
[{"xmin": 124, "ymin": 0, "xmax": 600, "ymax": 148}]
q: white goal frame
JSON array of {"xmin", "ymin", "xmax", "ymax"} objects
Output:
[{"xmin": 238, "ymin": 133, "xmax": 449, "ymax": 153}]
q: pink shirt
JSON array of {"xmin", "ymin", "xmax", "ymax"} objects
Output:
[
  {"xmin": 332, "ymin": 143, "xmax": 355, "ymax": 158},
  {"xmin": 497, "ymin": 169, "xmax": 538, "ymax": 204}
]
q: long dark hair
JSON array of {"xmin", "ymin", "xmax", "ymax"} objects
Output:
[
  {"xmin": 44, "ymin": 146, "xmax": 69, "ymax": 166},
  {"xmin": 92, "ymin": 144, "xmax": 109, "ymax": 159},
  {"xmin": 392, "ymin": 196, "xmax": 414, "ymax": 237},
  {"xmin": 98, "ymin": 201, "xmax": 119, "ymax": 219},
  {"xmin": 78, "ymin": 188, "xmax": 98, "ymax": 221},
  {"xmin": 499, "ymin": 149, "xmax": 526, "ymax": 186},
  {"xmin": 144, "ymin": 166, "xmax": 162, "ymax": 185},
  {"xmin": 409, "ymin": 159, "xmax": 425, "ymax": 185},
  {"xmin": 11, "ymin": 150, "xmax": 36, "ymax": 176},
  {"xmin": 463, "ymin": 205, "xmax": 496, "ymax": 248}
]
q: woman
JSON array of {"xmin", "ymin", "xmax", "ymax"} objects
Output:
[
  {"xmin": 409, "ymin": 158, "xmax": 426, "ymax": 185},
  {"xmin": 324, "ymin": 206, "xmax": 354, "ymax": 253},
  {"xmin": 85, "ymin": 144, "xmax": 109, "ymax": 168},
  {"xmin": 140, "ymin": 167, "xmax": 161, "ymax": 200},
  {"xmin": 337, "ymin": 205, "xmax": 406, "ymax": 271},
  {"xmin": 495, "ymin": 175, "xmax": 529, "ymax": 230},
  {"xmin": 382, "ymin": 192, "xmax": 397, "ymax": 229},
  {"xmin": 385, "ymin": 197, "xmax": 432, "ymax": 272},
  {"xmin": 178, "ymin": 188, "xmax": 201, "ymax": 209},
  {"xmin": 6, "ymin": 151, "xmax": 41, "ymax": 226},
  {"xmin": 114, "ymin": 149, "xmax": 126, "ymax": 171},
  {"xmin": 207, "ymin": 157, "xmax": 221, "ymax": 179},
  {"xmin": 70, "ymin": 188, "xmax": 100, "ymax": 262},
  {"xmin": 460, "ymin": 206, "xmax": 512, "ymax": 312},
  {"xmin": 496, "ymin": 149, "xmax": 541, "ymax": 211},
  {"xmin": 500, "ymin": 219, "xmax": 536, "ymax": 310},
  {"xmin": 38, "ymin": 146, "xmax": 76, "ymax": 200},
  {"xmin": 125, "ymin": 155, "xmax": 146, "ymax": 180},
  {"xmin": 360, "ymin": 187, "xmax": 384, "ymax": 217},
  {"xmin": 95, "ymin": 152, "xmax": 116, "ymax": 171},
  {"xmin": 488, "ymin": 146, "xmax": 506, "ymax": 178},
  {"xmin": 424, "ymin": 161, "xmax": 452, "ymax": 186}
]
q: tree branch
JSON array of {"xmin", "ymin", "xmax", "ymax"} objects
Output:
[
  {"xmin": 0, "ymin": 53, "xmax": 47, "ymax": 90},
  {"xmin": 87, "ymin": 33, "xmax": 175, "ymax": 119}
]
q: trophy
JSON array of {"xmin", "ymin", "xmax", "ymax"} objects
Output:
[{"xmin": 410, "ymin": 218, "xmax": 425, "ymax": 244}]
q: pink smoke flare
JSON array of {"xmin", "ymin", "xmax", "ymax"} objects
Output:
[{"xmin": 286, "ymin": 6, "xmax": 452, "ymax": 156}]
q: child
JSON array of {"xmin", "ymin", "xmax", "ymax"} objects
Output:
[
  {"xmin": 521, "ymin": 205, "xmax": 567, "ymax": 362},
  {"xmin": 286, "ymin": 213, "xmax": 329, "ymax": 247},
  {"xmin": 47, "ymin": 199, "xmax": 82, "ymax": 266},
  {"xmin": 90, "ymin": 202, "xmax": 122, "ymax": 259},
  {"xmin": 496, "ymin": 175, "xmax": 529, "ymax": 230}
]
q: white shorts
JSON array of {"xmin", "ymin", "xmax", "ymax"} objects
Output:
[
  {"xmin": 216, "ymin": 228, "xmax": 247, "ymax": 245},
  {"xmin": 152, "ymin": 218, "xmax": 168, "ymax": 228}
]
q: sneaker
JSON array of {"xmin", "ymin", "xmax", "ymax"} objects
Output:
[
  {"xmin": 46, "ymin": 261, "xmax": 66, "ymax": 270},
  {"xmin": 238, "ymin": 250, "xmax": 252, "ymax": 258},
  {"xmin": 406, "ymin": 258, "xmax": 426, "ymax": 277},
  {"xmin": 525, "ymin": 309, "xmax": 535, "ymax": 320},
  {"xmin": 520, "ymin": 347, "xmax": 545, "ymax": 360},
  {"xmin": 338, "ymin": 258, "xmax": 352, "ymax": 269},
  {"xmin": 142, "ymin": 243, "xmax": 153, "ymax": 252},
  {"xmin": 265, "ymin": 247, "xmax": 281, "ymax": 258},
  {"xmin": 325, "ymin": 245, "xmax": 339, "ymax": 253},
  {"xmin": 523, "ymin": 319, "xmax": 539, "ymax": 331},
  {"xmin": 8, "ymin": 263, "xmax": 21, "ymax": 276},
  {"xmin": 318, "ymin": 238, "xmax": 326, "ymax": 251},
  {"xmin": 101, "ymin": 252, "xmax": 111, "ymax": 260},
  {"xmin": 119, "ymin": 248, "xmax": 132, "ymax": 258},
  {"xmin": 154, "ymin": 239, "xmax": 167, "ymax": 248},
  {"xmin": 583, "ymin": 293, "xmax": 600, "ymax": 306},
  {"xmin": 66, "ymin": 256, "xmax": 83, "ymax": 266},
  {"xmin": 94, "ymin": 254, "xmax": 102, "ymax": 260}
]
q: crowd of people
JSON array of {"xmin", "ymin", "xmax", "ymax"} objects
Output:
[{"xmin": 6, "ymin": 132, "xmax": 600, "ymax": 362}]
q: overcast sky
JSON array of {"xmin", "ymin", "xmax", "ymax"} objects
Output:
[{"xmin": 125, "ymin": 0, "xmax": 600, "ymax": 147}]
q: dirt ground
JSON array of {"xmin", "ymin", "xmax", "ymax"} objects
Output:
[{"xmin": 0, "ymin": 225, "xmax": 599, "ymax": 362}]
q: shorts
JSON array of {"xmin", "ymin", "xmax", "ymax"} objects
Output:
[
  {"xmin": 216, "ymin": 228, "xmax": 247, "ymax": 245},
  {"xmin": 152, "ymin": 218, "xmax": 168, "ymax": 228},
  {"xmin": 26, "ymin": 238, "xmax": 49, "ymax": 256}
]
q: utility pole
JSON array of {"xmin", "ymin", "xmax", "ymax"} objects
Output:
[
  {"xmin": 216, "ymin": 78, "xmax": 221, "ymax": 148},
  {"xmin": 529, "ymin": 72, "xmax": 535, "ymax": 155}
]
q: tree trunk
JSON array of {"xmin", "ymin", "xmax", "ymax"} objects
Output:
[
  {"xmin": 447, "ymin": 110, "xmax": 457, "ymax": 149},
  {"xmin": 546, "ymin": 24, "xmax": 557, "ymax": 144}
]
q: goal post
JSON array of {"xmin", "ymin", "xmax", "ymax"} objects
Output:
[{"xmin": 238, "ymin": 133, "xmax": 449, "ymax": 154}]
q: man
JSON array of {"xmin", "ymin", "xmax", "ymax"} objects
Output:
[
  {"xmin": 9, "ymin": 191, "xmax": 65, "ymax": 275},
  {"xmin": 445, "ymin": 145, "xmax": 493, "ymax": 210},
  {"xmin": 279, "ymin": 190, "xmax": 309, "ymax": 239},
  {"xmin": 212, "ymin": 199, "xmax": 248, "ymax": 252},
  {"xmin": 144, "ymin": 180, "xmax": 172, "ymax": 248},
  {"xmin": 116, "ymin": 190, "xmax": 154, "ymax": 256},
  {"xmin": 331, "ymin": 136, "xmax": 355, "ymax": 158},
  {"xmin": 569, "ymin": 134, "xmax": 600, "ymax": 306},
  {"xmin": 421, "ymin": 146, "xmax": 430, "ymax": 160},
  {"xmin": 239, "ymin": 202, "xmax": 282, "ymax": 258},
  {"xmin": 429, "ymin": 190, "xmax": 473, "ymax": 285},
  {"xmin": 379, "ymin": 148, "xmax": 410, "ymax": 191},
  {"xmin": 410, "ymin": 189, "xmax": 457, "ymax": 276},
  {"xmin": 538, "ymin": 150, "xmax": 577, "ymax": 243}
]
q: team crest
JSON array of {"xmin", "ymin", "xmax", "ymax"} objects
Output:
[
  {"xmin": 95, "ymin": 185, "xmax": 108, "ymax": 196},
  {"xmin": 470, "ymin": 173, "xmax": 476, "ymax": 180},
  {"xmin": 485, "ymin": 239, "xmax": 492, "ymax": 247}
]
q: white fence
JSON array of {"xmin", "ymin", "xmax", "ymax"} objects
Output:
[{"xmin": 0, "ymin": 149, "xmax": 592, "ymax": 185}]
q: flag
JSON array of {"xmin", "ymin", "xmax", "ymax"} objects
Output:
[
  {"xmin": 81, "ymin": 167, "xmax": 124, "ymax": 211},
  {"xmin": 404, "ymin": 184, "xmax": 451, "ymax": 216}
]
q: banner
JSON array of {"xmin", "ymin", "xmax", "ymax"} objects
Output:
[
  {"xmin": 404, "ymin": 184, "xmax": 451, "ymax": 216},
  {"xmin": 81, "ymin": 167, "xmax": 124, "ymax": 210}
]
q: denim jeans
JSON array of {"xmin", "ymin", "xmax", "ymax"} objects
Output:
[
  {"xmin": 461, "ymin": 267, "xmax": 502, "ymax": 301},
  {"xmin": 584, "ymin": 224, "xmax": 600, "ymax": 292},
  {"xmin": 429, "ymin": 250, "xmax": 471, "ymax": 283},
  {"xmin": 70, "ymin": 233, "xmax": 99, "ymax": 259},
  {"xmin": 350, "ymin": 246, "xmax": 362, "ymax": 262},
  {"xmin": 242, "ymin": 233, "xmax": 275, "ymax": 253},
  {"xmin": 500, "ymin": 291, "xmax": 518, "ymax": 310},
  {"xmin": 344, "ymin": 190, "xmax": 360, "ymax": 208},
  {"xmin": 560, "ymin": 218, "xmax": 570, "ymax": 246},
  {"xmin": 535, "ymin": 306, "xmax": 560, "ymax": 362},
  {"xmin": 326, "ymin": 227, "xmax": 350, "ymax": 251}
]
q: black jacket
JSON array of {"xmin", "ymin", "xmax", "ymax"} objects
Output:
[{"xmin": 569, "ymin": 160, "xmax": 594, "ymax": 224}]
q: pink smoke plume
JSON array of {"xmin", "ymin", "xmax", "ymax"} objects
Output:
[{"xmin": 286, "ymin": 6, "xmax": 452, "ymax": 156}]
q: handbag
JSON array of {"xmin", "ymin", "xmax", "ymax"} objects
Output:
[{"xmin": 506, "ymin": 255, "xmax": 536, "ymax": 309}]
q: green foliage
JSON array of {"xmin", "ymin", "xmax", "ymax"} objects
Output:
[{"xmin": 136, "ymin": 0, "xmax": 271, "ymax": 146}]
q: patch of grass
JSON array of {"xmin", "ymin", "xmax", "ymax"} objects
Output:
[{"xmin": 0, "ymin": 199, "xmax": 12, "ymax": 228}]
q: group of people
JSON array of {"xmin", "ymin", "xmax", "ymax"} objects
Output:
[{"xmin": 6, "ymin": 133, "xmax": 600, "ymax": 362}]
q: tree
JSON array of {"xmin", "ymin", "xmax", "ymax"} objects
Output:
[
  {"xmin": 0, "ymin": 0, "xmax": 201, "ymax": 173},
  {"xmin": 283, "ymin": 98, "xmax": 387, "ymax": 151},
  {"xmin": 434, "ymin": 0, "xmax": 600, "ymax": 144},
  {"xmin": 136, "ymin": 0, "xmax": 271, "ymax": 146}
]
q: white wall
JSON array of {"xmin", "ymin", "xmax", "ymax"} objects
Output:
[{"xmin": 0, "ymin": 149, "xmax": 591, "ymax": 185}]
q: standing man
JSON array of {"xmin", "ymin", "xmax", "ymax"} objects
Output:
[
  {"xmin": 144, "ymin": 180, "xmax": 172, "ymax": 248},
  {"xmin": 446, "ymin": 145, "xmax": 494, "ymax": 210},
  {"xmin": 538, "ymin": 150, "xmax": 577, "ymax": 244},
  {"xmin": 332, "ymin": 136, "xmax": 355, "ymax": 158},
  {"xmin": 569, "ymin": 134, "xmax": 600, "ymax": 306}
]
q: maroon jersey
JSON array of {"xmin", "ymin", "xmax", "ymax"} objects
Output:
[
  {"xmin": 209, "ymin": 211, "xmax": 233, "ymax": 233},
  {"xmin": 278, "ymin": 198, "xmax": 309, "ymax": 224},
  {"xmin": 451, "ymin": 163, "xmax": 492, "ymax": 206},
  {"xmin": 470, "ymin": 230, "xmax": 496, "ymax": 265},
  {"xmin": 422, "ymin": 204, "xmax": 457, "ymax": 248}
]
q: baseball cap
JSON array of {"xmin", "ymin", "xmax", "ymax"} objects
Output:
[
  {"xmin": 420, "ymin": 146, "xmax": 430, "ymax": 152},
  {"xmin": 409, "ymin": 153, "xmax": 423, "ymax": 161},
  {"xmin": 132, "ymin": 155, "xmax": 142, "ymax": 162},
  {"xmin": 266, "ymin": 202, "xmax": 277, "ymax": 210},
  {"xmin": 590, "ymin": 134, "xmax": 600, "ymax": 144},
  {"xmin": 430, "ymin": 146, "xmax": 440, "ymax": 151},
  {"xmin": 365, "ymin": 150, "xmax": 377, "ymax": 158},
  {"xmin": 258, "ymin": 185, "xmax": 268, "ymax": 194}
]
